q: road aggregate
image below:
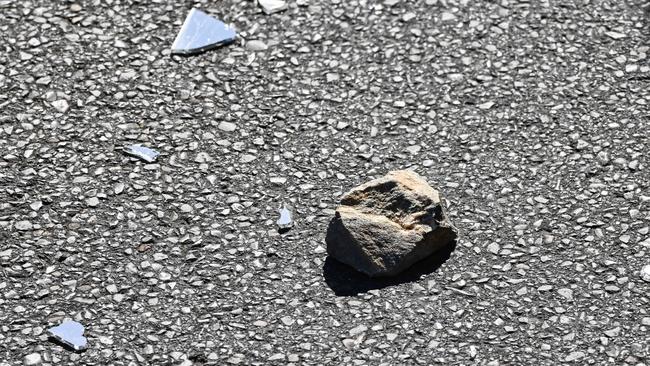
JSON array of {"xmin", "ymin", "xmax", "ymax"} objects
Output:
[{"xmin": 1, "ymin": 0, "xmax": 649, "ymax": 365}]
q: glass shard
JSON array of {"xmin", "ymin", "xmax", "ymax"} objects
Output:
[
  {"xmin": 258, "ymin": 0, "xmax": 287, "ymax": 14},
  {"xmin": 171, "ymin": 8, "xmax": 236, "ymax": 55},
  {"xmin": 48, "ymin": 320, "xmax": 88, "ymax": 351},
  {"xmin": 277, "ymin": 206, "xmax": 293, "ymax": 230},
  {"xmin": 125, "ymin": 145, "xmax": 160, "ymax": 163}
]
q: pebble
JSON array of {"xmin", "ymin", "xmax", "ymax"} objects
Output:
[
  {"xmin": 246, "ymin": 40, "xmax": 268, "ymax": 51},
  {"xmin": 239, "ymin": 154, "xmax": 257, "ymax": 163},
  {"xmin": 441, "ymin": 12, "xmax": 456, "ymax": 21},
  {"xmin": 15, "ymin": 220, "xmax": 33, "ymax": 231},
  {"xmin": 640, "ymin": 264, "xmax": 650, "ymax": 283},
  {"xmin": 218, "ymin": 121, "xmax": 237, "ymax": 132},
  {"xmin": 557, "ymin": 288, "xmax": 573, "ymax": 300},
  {"xmin": 51, "ymin": 100, "xmax": 69, "ymax": 113},
  {"xmin": 23, "ymin": 353, "xmax": 42, "ymax": 366}
]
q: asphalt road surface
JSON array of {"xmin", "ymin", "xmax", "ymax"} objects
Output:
[{"xmin": 1, "ymin": 0, "xmax": 649, "ymax": 365}]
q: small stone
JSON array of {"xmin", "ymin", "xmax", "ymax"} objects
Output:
[
  {"xmin": 441, "ymin": 12, "xmax": 456, "ymax": 21},
  {"xmin": 15, "ymin": 220, "xmax": 33, "ymax": 231},
  {"xmin": 280, "ymin": 316, "xmax": 294, "ymax": 326},
  {"xmin": 349, "ymin": 325, "xmax": 368, "ymax": 336},
  {"xmin": 23, "ymin": 353, "xmax": 42, "ymax": 366},
  {"xmin": 288, "ymin": 354, "xmax": 299, "ymax": 362},
  {"xmin": 327, "ymin": 73, "xmax": 340, "ymax": 82},
  {"xmin": 246, "ymin": 40, "xmax": 268, "ymax": 51},
  {"xmin": 114, "ymin": 183, "xmax": 125, "ymax": 194},
  {"xmin": 487, "ymin": 242, "xmax": 500, "ymax": 254},
  {"xmin": 258, "ymin": 0, "xmax": 287, "ymax": 14},
  {"xmin": 558, "ymin": 288, "xmax": 573, "ymax": 300},
  {"xmin": 51, "ymin": 100, "xmax": 69, "ymax": 113},
  {"xmin": 326, "ymin": 170, "xmax": 457, "ymax": 277},
  {"xmin": 239, "ymin": 154, "xmax": 256, "ymax": 163},
  {"xmin": 218, "ymin": 121, "xmax": 237, "ymax": 132},
  {"xmin": 478, "ymin": 101, "xmax": 495, "ymax": 110},
  {"xmin": 604, "ymin": 31, "xmax": 626, "ymax": 39},
  {"xmin": 565, "ymin": 351, "xmax": 585, "ymax": 362},
  {"xmin": 402, "ymin": 12, "xmax": 416, "ymax": 21},
  {"xmin": 86, "ymin": 197, "xmax": 99, "ymax": 207},
  {"xmin": 640, "ymin": 264, "xmax": 650, "ymax": 282},
  {"xmin": 406, "ymin": 145, "xmax": 421, "ymax": 155},
  {"xmin": 270, "ymin": 177, "xmax": 287, "ymax": 185},
  {"xmin": 604, "ymin": 327, "xmax": 620, "ymax": 337}
]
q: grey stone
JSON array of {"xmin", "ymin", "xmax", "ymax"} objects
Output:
[
  {"xmin": 326, "ymin": 170, "xmax": 457, "ymax": 277},
  {"xmin": 258, "ymin": 0, "xmax": 287, "ymax": 14},
  {"xmin": 641, "ymin": 264, "xmax": 650, "ymax": 283},
  {"xmin": 23, "ymin": 353, "xmax": 41, "ymax": 366},
  {"xmin": 51, "ymin": 100, "xmax": 69, "ymax": 113},
  {"xmin": 218, "ymin": 121, "xmax": 237, "ymax": 132},
  {"xmin": 15, "ymin": 220, "xmax": 33, "ymax": 231},
  {"xmin": 246, "ymin": 40, "xmax": 268, "ymax": 51}
]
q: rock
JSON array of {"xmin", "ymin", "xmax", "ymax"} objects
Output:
[
  {"xmin": 23, "ymin": 353, "xmax": 42, "ymax": 366},
  {"xmin": 441, "ymin": 12, "xmax": 456, "ymax": 21},
  {"xmin": 326, "ymin": 170, "xmax": 457, "ymax": 277},
  {"xmin": 246, "ymin": 40, "xmax": 268, "ymax": 51},
  {"xmin": 641, "ymin": 264, "xmax": 650, "ymax": 283},
  {"xmin": 51, "ymin": 100, "xmax": 69, "ymax": 113},
  {"xmin": 15, "ymin": 220, "xmax": 33, "ymax": 231},
  {"xmin": 218, "ymin": 121, "xmax": 237, "ymax": 132}
]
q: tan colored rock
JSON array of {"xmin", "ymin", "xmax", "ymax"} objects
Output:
[{"xmin": 326, "ymin": 170, "xmax": 457, "ymax": 277}]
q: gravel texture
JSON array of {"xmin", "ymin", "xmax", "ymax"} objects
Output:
[{"xmin": 1, "ymin": 0, "xmax": 649, "ymax": 365}]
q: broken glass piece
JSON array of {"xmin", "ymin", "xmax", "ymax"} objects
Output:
[
  {"xmin": 125, "ymin": 145, "xmax": 160, "ymax": 163},
  {"xmin": 277, "ymin": 206, "xmax": 293, "ymax": 230},
  {"xmin": 171, "ymin": 8, "xmax": 236, "ymax": 54},
  {"xmin": 48, "ymin": 320, "xmax": 88, "ymax": 351},
  {"xmin": 258, "ymin": 0, "xmax": 287, "ymax": 14}
]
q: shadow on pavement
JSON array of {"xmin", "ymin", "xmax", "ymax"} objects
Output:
[{"xmin": 322, "ymin": 240, "xmax": 456, "ymax": 296}]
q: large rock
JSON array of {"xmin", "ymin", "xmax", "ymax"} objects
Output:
[{"xmin": 326, "ymin": 170, "xmax": 457, "ymax": 277}]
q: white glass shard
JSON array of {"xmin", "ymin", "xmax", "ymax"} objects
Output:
[
  {"xmin": 125, "ymin": 145, "xmax": 160, "ymax": 163},
  {"xmin": 48, "ymin": 320, "xmax": 88, "ymax": 351},
  {"xmin": 277, "ymin": 206, "xmax": 293, "ymax": 229},
  {"xmin": 258, "ymin": 0, "xmax": 287, "ymax": 14},
  {"xmin": 171, "ymin": 8, "xmax": 236, "ymax": 54}
]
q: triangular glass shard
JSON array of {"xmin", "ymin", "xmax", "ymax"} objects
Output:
[
  {"xmin": 258, "ymin": 0, "xmax": 287, "ymax": 14},
  {"xmin": 125, "ymin": 145, "xmax": 160, "ymax": 163},
  {"xmin": 171, "ymin": 8, "xmax": 236, "ymax": 55},
  {"xmin": 277, "ymin": 206, "xmax": 293, "ymax": 230},
  {"xmin": 48, "ymin": 320, "xmax": 88, "ymax": 351}
]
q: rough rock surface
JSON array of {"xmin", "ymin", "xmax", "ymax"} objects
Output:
[{"xmin": 326, "ymin": 170, "xmax": 457, "ymax": 277}]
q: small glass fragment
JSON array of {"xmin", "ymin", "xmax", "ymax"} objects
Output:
[
  {"xmin": 171, "ymin": 8, "xmax": 236, "ymax": 54},
  {"xmin": 125, "ymin": 145, "xmax": 160, "ymax": 163},
  {"xmin": 48, "ymin": 320, "xmax": 88, "ymax": 351},
  {"xmin": 277, "ymin": 206, "xmax": 293, "ymax": 230},
  {"xmin": 258, "ymin": 0, "xmax": 287, "ymax": 14}
]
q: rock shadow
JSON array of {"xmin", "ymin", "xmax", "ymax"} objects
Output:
[{"xmin": 322, "ymin": 240, "xmax": 456, "ymax": 296}]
